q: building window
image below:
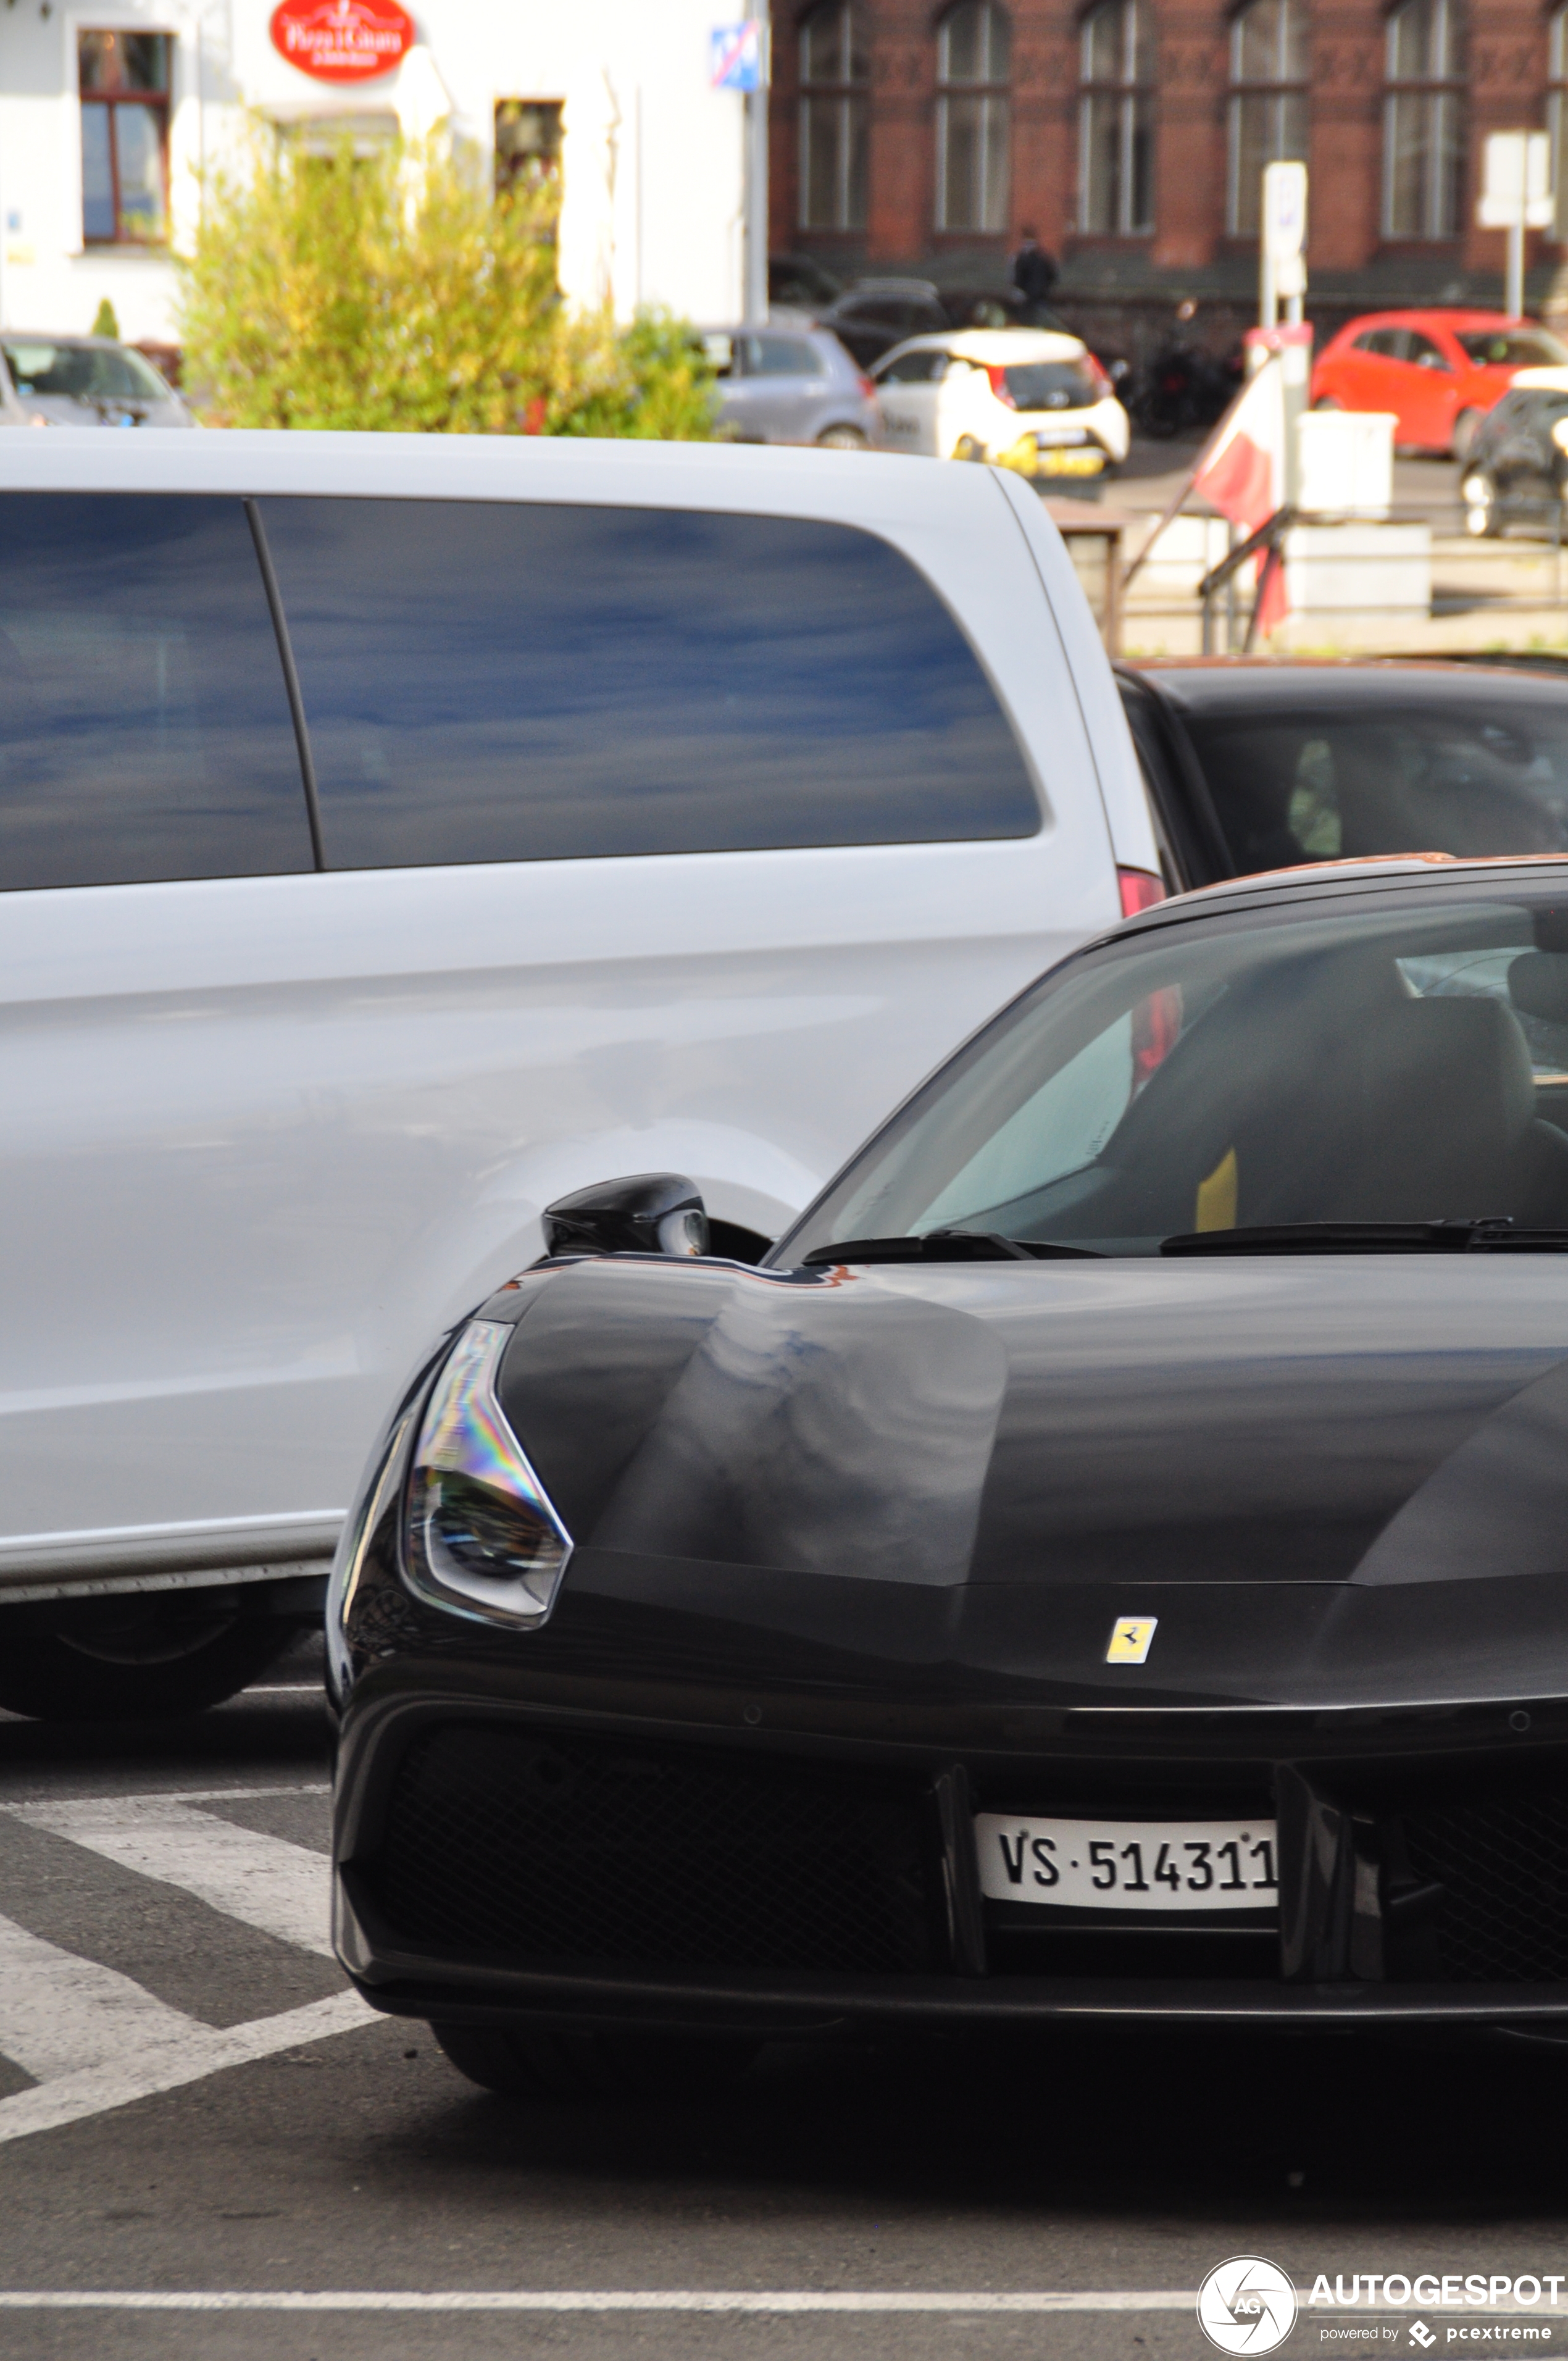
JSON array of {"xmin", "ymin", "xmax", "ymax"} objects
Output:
[
  {"xmin": 799, "ymin": 4, "xmax": 869, "ymax": 231},
  {"xmin": 495, "ymin": 101, "xmax": 563, "ymax": 197},
  {"xmin": 1228, "ymin": 0, "xmax": 1307, "ymax": 235},
  {"xmin": 1383, "ymin": 0, "xmax": 1461, "ymax": 239},
  {"xmin": 1079, "ymin": 0, "xmax": 1153, "ymax": 235},
  {"xmin": 79, "ymin": 30, "xmax": 172, "ymax": 246},
  {"xmin": 936, "ymin": 2, "xmax": 1011, "ymax": 233}
]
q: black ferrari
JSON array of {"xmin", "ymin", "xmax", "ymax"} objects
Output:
[{"xmin": 331, "ymin": 855, "xmax": 1568, "ymax": 2096}]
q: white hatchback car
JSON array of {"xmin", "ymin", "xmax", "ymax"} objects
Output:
[
  {"xmin": 0, "ymin": 427, "xmax": 1157, "ymax": 1720},
  {"xmin": 873, "ymin": 328, "xmax": 1132, "ymax": 480}
]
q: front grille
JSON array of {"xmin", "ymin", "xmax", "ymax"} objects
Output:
[
  {"xmin": 1400, "ymin": 1791, "xmax": 1568, "ymax": 1982},
  {"xmin": 368, "ymin": 1726, "xmax": 938, "ymax": 1976}
]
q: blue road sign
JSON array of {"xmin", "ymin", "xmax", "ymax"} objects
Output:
[{"xmin": 711, "ymin": 22, "xmax": 764, "ymax": 91}]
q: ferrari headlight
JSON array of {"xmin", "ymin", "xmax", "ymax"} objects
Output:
[{"xmin": 402, "ymin": 1321, "xmax": 572, "ymax": 1628}]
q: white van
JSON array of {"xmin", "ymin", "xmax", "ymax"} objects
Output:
[{"xmin": 0, "ymin": 428, "xmax": 1156, "ymax": 1717}]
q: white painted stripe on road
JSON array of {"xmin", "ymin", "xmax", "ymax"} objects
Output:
[
  {"xmin": 0, "ymin": 1990, "xmax": 373, "ymax": 2146},
  {"xmin": 20, "ymin": 1784, "xmax": 332, "ymax": 1805},
  {"xmin": 8, "ymin": 1797, "xmax": 332, "ymax": 1956},
  {"xmin": 0, "ymin": 1912, "xmax": 194, "ymax": 2080},
  {"xmin": 0, "ymin": 2291, "xmax": 1199, "ymax": 2313}
]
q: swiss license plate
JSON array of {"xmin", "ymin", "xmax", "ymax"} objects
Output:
[
  {"xmin": 974, "ymin": 1814, "xmax": 1279, "ymax": 1912},
  {"xmin": 1036, "ymin": 445, "xmax": 1104, "ymax": 476}
]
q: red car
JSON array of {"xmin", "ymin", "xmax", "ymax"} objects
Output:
[{"xmin": 1310, "ymin": 309, "xmax": 1568, "ymax": 459}]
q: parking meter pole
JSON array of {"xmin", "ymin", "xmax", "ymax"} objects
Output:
[{"xmin": 743, "ymin": 6, "xmax": 771, "ymax": 327}]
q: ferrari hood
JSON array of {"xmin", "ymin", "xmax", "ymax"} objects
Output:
[{"xmin": 494, "ymin": 1254, "xmax": 1568, "ymax": 1591}]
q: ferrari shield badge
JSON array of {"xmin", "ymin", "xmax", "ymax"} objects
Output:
[{"xmin": 1106, "ymin": 1616, "xmax": 1157, "ymax": 1665}]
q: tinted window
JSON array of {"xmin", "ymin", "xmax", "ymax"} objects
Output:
[
  {"xmin": 1003, "ymin": 359, "xmax": 1098, "ymax": 411},
  {"xmin": 785, "ymin": 893, "xmax": 1568, "ymax": 1260},
  {"xmin": 844, "ymin": 299, "xmax": 925, "ymax": 328},
  {"xmin": 743, "ymin": 336, "xmax": 827, "ymax": 377},
  {"xmin": 878, "ymin": 348, "xmax": 948, "ymax": 383},
  {"xmin": 0, "ymin": 494, "xmax": 312, "ymax": 890},
  {"xmin": 262, "ymin": 499, "xmax": 1040, "ymax": 868},
  {"xmin": 1459, "ymin": 330, "xmax": 1568, "ymax": 369},
  {"xmin": 1182, "ymin": 695, "xmax": 1568, "ymax": 874},
  {"xmin": 1406, "ymin": 332, "xmax": 1449, "ymax": 369}
]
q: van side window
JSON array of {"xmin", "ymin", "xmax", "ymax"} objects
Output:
[
  {"xmin": 261, "ymin": 499, "xmax": 1041, "ymax": 868},
  {"xmin": 0, "ymin": 494, "xmax": 313, "ymax": 890}
]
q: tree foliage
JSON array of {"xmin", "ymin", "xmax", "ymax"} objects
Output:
[{"xmin": 177, "ymin": 131, "xmax": 717, "ymax": 438}]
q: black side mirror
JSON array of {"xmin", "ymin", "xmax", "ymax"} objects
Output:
[{"xmin": 542, "ymin": 1173, "xmax": 709, "ymax": 1260}]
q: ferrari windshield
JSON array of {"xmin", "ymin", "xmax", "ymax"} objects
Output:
[{"xmin": 780, "ymin": 889, "xmax": 1568, "ymax": 1261}]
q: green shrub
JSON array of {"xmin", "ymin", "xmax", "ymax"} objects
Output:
[{"xmin": 178, "ymin": 129, "xmax": 716, "ymax": 439}]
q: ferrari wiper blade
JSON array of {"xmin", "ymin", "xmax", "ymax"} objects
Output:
[
  {"xmin": 1158, "ymin": 1218, "xmax": 1568, "ymax": 1256},
  {"xmin": 802, "ymin": 1231, "xmax": 1103, "ymax": 1266}
]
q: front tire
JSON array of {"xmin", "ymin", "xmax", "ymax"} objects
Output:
[
  {"xmin": 952, "ymin": 435, "xmax": 988, "ymax": 462},
  {"xmin": 0, "ymin": 1595, "xmax": 295, "ymax": 1720},
  {"xmin": 1453, "ymin": 407, "xmax": 1483, "ymax": 462},
  {"xmin": 432, "ymin": 2021, "xmax": 759, "ymax": 2102}
]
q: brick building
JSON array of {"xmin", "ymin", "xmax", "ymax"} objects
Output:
[{"xmin": 769, "ymin": 0, "xmax": 1568, "ymax": 353}]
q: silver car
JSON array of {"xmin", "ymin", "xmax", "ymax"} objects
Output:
[
  {"xmin": 704, "ymin": 317, "xmax": 879, "ymax": 449},
  {"xmin": 1, "ymin": 334, "xmax": 194, "ymax": 428}
]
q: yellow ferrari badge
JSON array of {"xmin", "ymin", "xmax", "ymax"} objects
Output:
[{"xmin": 1106, "ymin": 1616, "xmax": 1158, "ymax": 1665}]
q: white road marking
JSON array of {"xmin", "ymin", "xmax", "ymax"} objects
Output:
[
  {"xmin": 10, "ymin": 1784, "xmax": 332, "ymax": 1805},
  {"xmin": 0, "ymin": 2291, "xmax": 1199, "ymax": 2313},
  {"xmin": 9, "ymin": 1795, "xmax": 333, "ymax": 1956},
  {"xmin": 0, "ymin": 1913, "xmax": 194, "ymax": 2080},
  {"xmin": 0, "ymin": 1990, "xmax": 374, "ymax": 2147},
  {"xmin": 0, "ymin": 1792, "xmax": 372, "ymax": 2144}
]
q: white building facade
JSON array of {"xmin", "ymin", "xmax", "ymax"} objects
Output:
[{"xmin": 0, "ymin": 0, "xmax": 747, "ymax": 345}]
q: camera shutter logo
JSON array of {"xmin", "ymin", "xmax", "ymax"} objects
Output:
[{"xmin": 1197, "ymin": 2257, "xmax": 1298, "ymax": 2355}]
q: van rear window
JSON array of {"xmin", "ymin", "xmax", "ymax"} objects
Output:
[
  {"xmin": 259, "ymin": 499, "xmax": 1040, "ymax": 870},
  {"xmin": 0, "ymin": 494, "xmax": 314, "ymax": 891}
]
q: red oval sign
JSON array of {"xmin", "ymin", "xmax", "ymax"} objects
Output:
[{"xmin": 269, "ymin": 0, "xmax": 414, "ymax": 83}]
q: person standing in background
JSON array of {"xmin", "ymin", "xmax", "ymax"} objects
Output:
[{"xmin": 1012, "ymin": 228, "xmax": 1059, "ymax": 318}]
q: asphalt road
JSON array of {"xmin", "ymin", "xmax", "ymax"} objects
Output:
[{"xmin": 0, "ymin": 1650, "xmax": 1565, "ymax": 2361}]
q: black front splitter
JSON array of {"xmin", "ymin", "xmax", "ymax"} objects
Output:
[{"xmin": 342, "ymin": 1958, "xmax": 1568, "ymax": 2037}]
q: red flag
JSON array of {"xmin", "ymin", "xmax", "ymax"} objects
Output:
[{"xmin": 1191, "ymin": 357, "xmax": 1289, "ymax": 637}]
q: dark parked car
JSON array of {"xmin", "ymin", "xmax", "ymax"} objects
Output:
[
  {"xmin": 815, "ymin": 280, "xmax": 953, "ymax": 370},
  {"xmin": 333, "ymin": 855, "xmax": 1568, "ymax": 2096},
  {"xmin": 1459, "ymin": 374, "xmax": 1568, "ymax": 538},
  {"xmin": 1119, "ymin": 659, "xmax": 1568, "ymax": 890},
  {"xmin": 768, "ymin": 253, "xmax": 846, "ymax": 313},
  {"xmin": 807, "ymin": 276, "xmax": 1130, "ymax": 385}
]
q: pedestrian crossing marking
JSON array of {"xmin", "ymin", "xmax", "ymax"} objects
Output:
[
  {"xmin": 0, "ymin": 1911, "xmax": 193, "ymax": 2080},
  {"xmin": 10, "ymin": 1793, "xmax": 333, "ymax": 1956},
  {"xmin": 0, "ymin": 1786, "xmax": 370, "ymax": 2144},
  {"xmin": 0, "ymin": 1991, "xmax": 373, "ymax": 2147}
]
